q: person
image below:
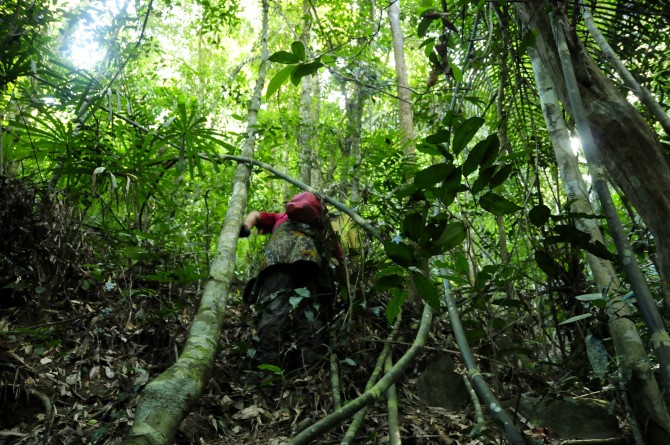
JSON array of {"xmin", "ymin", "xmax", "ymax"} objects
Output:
[{"xmin": 239, "ymin": 191, "xmax": 343, "ymax": 369}]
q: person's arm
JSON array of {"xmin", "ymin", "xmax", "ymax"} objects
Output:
[
  {"xmin": 239, "ymin": 211, "xmax": 260, "ymax": 238},
  {"xmin": 240, "ymin": 211, "xmax": 281, "ymax": 237},
  {"xmin": 244, "ymin": 211, "xmax": 261, "ymax": 230}
]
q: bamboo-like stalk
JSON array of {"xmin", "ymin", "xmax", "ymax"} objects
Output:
[
  {"xmin": 385, "ymin": 354, "xmax": 401, "ymax": 445},
  {"xmin": 462, "ymin": 374, "xmax": 484, "ymax": 435},
  {"xmin": 340, "ymin": 318, "xmax": 400, "ymax": 445},
  {"xmin": 289, "ymin": 305, "xmax": 433, "ymax": 445},
  {"xmin": 120, "ymin": 1, "xmax": 270, "ymax": 444},
  {"xmin": 581, "ymin": 7, "xmax": 670, "ymax": 137},
  {"xmin": 529, "ymin": 43, "xmax": 670, "ymax": 443},
  {"xmin": 551, "ymin": 9, "xmax": 670, "ymax": 412},
  {"xmin": 330, "ymin": 335, "xmax": 342, "ymax": 411},
  {"xmin": 440, "ymin": 278, "xmax": 526, "ymax": 445}
]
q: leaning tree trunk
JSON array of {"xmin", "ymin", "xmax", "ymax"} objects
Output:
[
  {"xmin": 530, "ymin": 47, "xmax": 670, "ymax": 444},
  {"xmin": 515, "ymin": 1, "xmax": 670, "ymax": 310},
  {"xmin": 121, "ymin": 1, "xmax": 269, "ymax": 443}
]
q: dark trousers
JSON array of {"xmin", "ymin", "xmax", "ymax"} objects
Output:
[{"xmin": 254, "ymin": 262, "xmax": 332, "ymax": 369}]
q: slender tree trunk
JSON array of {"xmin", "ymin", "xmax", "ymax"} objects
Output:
[
  {"xmin": 493, "ymin": 5, "xmax": 517, "ymax": 301},
  {"xmin": 582, "ymin": 6, "xmax": 670, "ymax": 137},
  {"xmin": 121, "ymin": 1, "xmax": 270, "ymax": 443},
  {"xmin": 515, "ymin": 2, "xmax": 670, "ymax": 310},
  {"xmin": 344, "ymin": 81, "xmax": 364, "ymax": 205},
  {"xmin": 387, "ymin": 0, "xmax": 414, "ymax": 154},
  {"xmin": 310, "ymin": 72, "xmax": 321, "ymax": 188},
  {"xmin": 530, "ymin": 46, "xmax": 670, "ymax": 444},
  {"xmin": 298, "ymin": 0, "xmax": 313, "ymax": 186}
]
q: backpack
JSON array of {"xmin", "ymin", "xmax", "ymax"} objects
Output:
[{"xmin": 285, "ymin": 192, "xmax": 323, "ymax": 225}]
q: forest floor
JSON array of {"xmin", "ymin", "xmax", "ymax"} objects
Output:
[{"xmin": 0, "ymin": 275, "xmax": 488, "ymax": 445}]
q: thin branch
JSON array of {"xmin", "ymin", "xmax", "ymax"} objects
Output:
[{"xmin": 290, "ymin": 305, "xmax": 434, "ymax": 445}]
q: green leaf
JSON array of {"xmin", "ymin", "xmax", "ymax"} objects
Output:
[
  {"xmin": 291, "ymin": 41, "xmax": 306, "ymax": 61},
  {"xmin": 420, "ymin": 37, "xmax": 436, "ymax": 57},
  {"xmin": 383, "ymin": 241, "xmax": 414, "ymax": 267},
  {"xmin": 429, "ymin": 221, "xmax": 467, "ymax": 255},
  {"xmin": 373, "ymin": 274, "xmax": 406, "ymax": 291},
  {"xmin": 289, "ymin": 295, "xmax": 303, "ymax": 308},
  {"xmin": 414, "ymin": 163, "xmax": 453, "ymax": 189},
  {"xmin": 257, "ymin": 364, "xmax": 283, "ymax": 374},
  {"xmin": 449, "ymin": 61, "xmax": 463, "ymax": 82},
  {"xmin": 489, "ymin": 164, "xmax": 514, "ymax": 188},
  {"xmin": 416, "ymin": 142, "xmax": 444, "ymax": 157},
  {"xmin": 529, "ymin": 204, "xmax": 551, "ymax": 227},
  {"xmin": 559, "ymin": 313, "xmax": 593, "ymax": 325},
  {"xmin": 417, "ymin": 16, "xmax": 436, "ymax": 37},
  {"xmin": 425, "ymin": 129, "xmax": 450, "ymax": 144},
  {"xmin": 291, "ymin": 61, "xmax": 323, "ymax": 85},
  {"xmin": 479, "ymin": 191, "xmax": 522, "ymax": 216},
  {"xmin": 403, "ymin": 212, "xmax": 425, "ymax": 241},
  {"xmin": 266, "ymin": 65, "xmax": 296, "ymax": 98},
  {"xmin": 268, "ymin": 50, "xmax": 301, "ymax": 64},
  {"xmin": 462, "ymin": 134, "xmax": 499, "ymax": 176},
  {"xmin": 342, "ymin": 358, "xmax": 356, "ymax": 366},
  {"xmin": 576, "ymin": 293, "xmax": 604, "ymax": 302},
  {"xmin": 386, "ymin": 288, "xmax": 407, "ymax": 324},
  {"xmin": 471, "ymin": 166, "xmax": 496, "ymax": 195},
  {"xmin": 452, "ymin": 117, "xmax": 484, "ymax": 155},
  {"xmin": 411, "ymin": 270, "xmax": 441, "ymax": 311},
  {"xmin": 294, "ymin": 287, "xmax": 311, "ymax": 298}
]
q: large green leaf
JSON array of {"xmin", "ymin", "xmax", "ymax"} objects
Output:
[
  {"xmin": 411, "ymin": 270, "xmax": 441, "ymax": 311},
  {"xmin": 383, "ymin": 241, "xmax": 414, "ymax": 267},
  {"xmin": 290, "ymin": 61, "xmax": 323, "ymax": 85},
  {"xmin": 462, "ymin": 134, "xmax": 499, "ymax": 176},
  {"xmin": 290, "ymin": 41, "xmax": 306, "ymax": 61},
  {"xmin": 428, "ymin": 221, "xmax": 467, "ymax": 255},
  {"xmin": 268, "ymin": 50, "xmax": 301, "ymax": 64},
  {"xmin": 386, "ymin": 288, "xmax": 408, "ymax": 324},
  {"xmin": 414, "ymin": 163, "xmax": 453, "ymax": 189},
  {"xmin": 403, "ymin": 212, "xmax": 425, "ymax": 242},
  {"xmin": 266, "ymin": 65, "xmax": 296, "ymax": 98},
  {"xmin": 452, "ymin": 116, "xmax": 484, "ymax": 154},
  {"xmin": 479, "ymin": 192, "xmax": 522, "ymax": 215}
]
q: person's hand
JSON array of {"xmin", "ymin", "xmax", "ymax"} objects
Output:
[{"xmin": 239, "ymin": 224, "xmax": 251, "ymax": 238}]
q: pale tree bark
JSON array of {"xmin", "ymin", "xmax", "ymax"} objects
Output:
[
  {"xmin": 582, "ymin": 6, "xmax": 670, "ymax": 137},
  {"xmin": 515, "ymin": 1, "xmax": 670, "ymax": 311},
  {"xmin": 121, "ymin": 1, "xmax": 269, "ymax": 443},
  {"xmin": 310, "ymin": 72, "xmax": 321, "ymax": 188},
  {"xmin": 387, "ymin": 0, "xmax": 414, "ymax": 154},
  {"xmin": 298, "ymin": 0, "xmax": 313, "ymax": 186},
  {"xmin": 530, "ymin": 46, "xmax": 670, "ymax": 444},
  {"xmin": 343, "ymin": 81, "xmax": 364, "ymax": 205}
]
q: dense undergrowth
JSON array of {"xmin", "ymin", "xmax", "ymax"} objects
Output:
[{"xmin": 0, "ymin": 176, "xmax": 626, "ymax": 444}]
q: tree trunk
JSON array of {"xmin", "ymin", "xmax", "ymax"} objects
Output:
[
  {"xmin": 344, "ymin": 81, "xmax": 364, "ymax": 205},
  {"xmin": 387, "ymin": 0, "xmax": 414, "ymax": 154},
  {"xmin": 515, "ymin": 2, "xmax": 670, "ymax": 310},
  {"xmin": 121, "ymin": 1, "xmax": 270, "ymax": 443},
  {"xmin": 298, "ymin": 0, "xmax": 313, "ymax": 186},
  {"xmin": 530, "ymin": 46, "xmax": 670, "ymax": 444}
]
